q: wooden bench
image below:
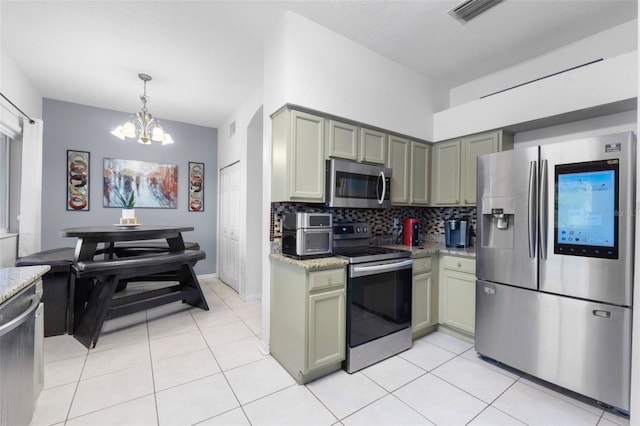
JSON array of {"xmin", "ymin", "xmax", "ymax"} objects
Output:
[
  {"xmin": 97, "ymin": 241, "xmax": 202, "ymax": 291},
  {"xmin": 71, "ymin": 250, "xmax": 209, "ymax": 349},
  {"xmin": 16, "ymin": 247, "xmax": 76, "ymax": 336}
]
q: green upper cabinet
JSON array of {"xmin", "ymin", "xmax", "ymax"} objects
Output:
[
  {"xmin": 326, "ymin": 120, "xmax": 358, "ymax": 161},
  {"xmin": 326, "ymin": 121, "xmax": 386, "ymax": 165},
  {"xmin": 410, "ymin": 141, "xmax": 430, "ymax": 206},
  {"xmin": 387, "ymin": 135, "xmax": 410, "ymax": 205},
  {"xmin": 271, "ymin": 108, "xmax": 325, "ymax": 203},
  {"xmin": 431, "ymin": 130, "xmax": 513, "ymax": 206},
  {"xmin": 431, "ymin": 139, "xmax": 461, "ymax": 206},
  {"xmin": 359, "ymin": 127, "xmax": 387, "ymax": 164}
]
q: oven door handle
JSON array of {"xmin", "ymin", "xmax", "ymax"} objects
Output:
[{"xmin": 351, "ymin": 259, "xmax": 413, "ymax": 278}]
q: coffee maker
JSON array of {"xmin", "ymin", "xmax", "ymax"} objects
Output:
[
  {"xmin": 445, "ymin": 218, "xmax": 471, "ymax": 248},
  {"xmin": 403, "ymin": 218, "xmax": 420, "ymax": 246}
]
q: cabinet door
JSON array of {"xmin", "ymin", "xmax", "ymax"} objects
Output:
[
  {"xmin": 431, "ymin": 140, "xmax": 460, "ymax": 205},
  {"xmin": 359, "ymin": 128, "xmax": 386, "ymax": 164},
  {"xmin": 387, "ymin": 135, "xmax": 410, "ymax": 205},
  {"xmin": 410, "ymin": 141, "xmax": 430, "ymax": 205},
  {"xmin": 327, "ymin": 120, "xmax": 358, "ymax": 161},
  {"xmin": 412, "ymin": 271, "xmax": 434, "ymax": 334},
  {"xmin": 440, "ymin": 269, "xmax": 476, "ymax": 334},
  {"xmin": 289, "ymin": 110, "xmax": 325, "ymax": 200},
  {"xmin": 460, "ymin": 131, "xmax": 499, "ymax": 205},
  {"xmin": 308, "ymin": 288, "xmax": 346, "ymax": 371}
]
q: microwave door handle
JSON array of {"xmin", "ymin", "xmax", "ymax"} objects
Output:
[{"xmin": 377, "ymin": 170, "xmax": 386, "ymax": 205}]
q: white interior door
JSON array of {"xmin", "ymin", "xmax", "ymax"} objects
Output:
[{"xmin": 220, "ymin": 162, "xmax": 240, "ymax": 291}]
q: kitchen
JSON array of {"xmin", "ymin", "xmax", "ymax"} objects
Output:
[{"xmin": 0, "ymin": 1, "xmax": 635, "ymax": 424}]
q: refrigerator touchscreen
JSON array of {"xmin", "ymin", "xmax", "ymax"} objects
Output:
[{"xmin": 554, "ymin": 160, "xmax": 619, "ymax": 259}]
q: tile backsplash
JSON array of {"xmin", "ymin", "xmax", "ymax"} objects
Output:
[{"xmin": 270, "ymin": 202, "xmax": 476, "ymax": 246}]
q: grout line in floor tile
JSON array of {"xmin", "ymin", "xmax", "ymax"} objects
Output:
[
  {"xmin": 144, "ymin": 309, "xmax": 161, "ymax": 426},
  {"xmin": 64, "ymin": 393, "xmax": 158, "ymax": 425},
  {"xmin": 63, "ymin": 350, "xmax": 88, "ymax": 425}
]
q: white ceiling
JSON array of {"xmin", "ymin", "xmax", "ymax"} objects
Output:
[{"xmin": 1, "ymin": 0, "xmax": 637, "ymax": 129}]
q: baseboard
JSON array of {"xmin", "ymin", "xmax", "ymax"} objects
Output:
[
  {"xmin": 437, "ymin": 324, "xmax": 475, "ymax": 344},
  {"xmin": 258, "ymin": 339, "xmax": 270, "ymax": 356},
  {"xmin": 197, "ymin": 273, "xmax": 219, "ymax": 280}
]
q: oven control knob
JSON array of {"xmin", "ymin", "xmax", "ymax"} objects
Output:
[
  {"xmin": 356, "ymin": 227, "xmax": 361, "ymax": 233},
  {"xmin": 364, "ymin": 227, "xmax": 368, "ymax": 233}
]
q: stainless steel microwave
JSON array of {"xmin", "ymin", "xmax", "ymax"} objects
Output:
[
  {"xmin": 325, "ymin": 158, "xmax": 392, "ymax": 209},
  {"xmin": 282, "ymin": 213, "xmax": 333, "ymax": 259}
]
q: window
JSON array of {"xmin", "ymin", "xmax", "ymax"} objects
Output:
[{"xmin": 0, "ymin": 133, "xmax": 19, "ymax": 236}]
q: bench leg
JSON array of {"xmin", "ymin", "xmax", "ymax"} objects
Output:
[
  {"xmin": 67, "ymin": 275, "xmax": 95, "ymax": 335},
  {"xmin": 178, "ymin": 264, "xmax": 209, "ymax": 311},
  {"xmin": 73, "ymin": 275, "xmax": 120, "ymax": 349}
]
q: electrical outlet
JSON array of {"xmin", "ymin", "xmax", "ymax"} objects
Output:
[{"xmin": 393, "ymin": 218, "xmax": 399, "ymax": 228}]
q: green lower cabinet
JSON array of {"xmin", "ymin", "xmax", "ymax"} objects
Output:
[
  {"xmin": 270, "ymin": 259, "xmax": 346, "ymax": 384},
  {"xmin": 412, "ymin": 256, "xmax": 438, "ymax": 339},
  {"xmin": 438, "ymin": 255, "xmax": 476, "ymax": 338},
  {"xmin": 308, "ymin": 289, "xmax": 346, "ymax": 371}
]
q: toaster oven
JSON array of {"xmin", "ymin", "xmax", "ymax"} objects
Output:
[{"xmin": 282, "ymin": 213, "xmax": 333, "ymax": 259}]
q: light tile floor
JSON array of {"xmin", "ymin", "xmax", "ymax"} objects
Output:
[{"xmin": 31, "ymin": 277, "xmax": 631, "ymax": 426}]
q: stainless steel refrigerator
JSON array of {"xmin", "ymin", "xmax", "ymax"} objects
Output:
[{"xmin": 476, "ymin": 131, "xmax": 635, "ymax": 412}]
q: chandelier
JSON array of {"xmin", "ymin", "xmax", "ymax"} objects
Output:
[{"xmin": 111, "ymin": 73, "xmax": 174, "ymax": 145}]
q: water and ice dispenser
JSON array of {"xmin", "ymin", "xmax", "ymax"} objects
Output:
[{"xmin": 480, "ymin": 197, "xmax": 516, "ymax": 249}]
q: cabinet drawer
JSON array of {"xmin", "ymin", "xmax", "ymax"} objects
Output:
[
  {"xmin": 442, "ymin": 256, "xmax": 475, "ymax": 274},
  {"xmin": 309, "ymin": 268, "xmax": 345, "ymax": 291},
  {"xmin": 412, "ymin": 257, "xmax": 432, "ymax": 276}
]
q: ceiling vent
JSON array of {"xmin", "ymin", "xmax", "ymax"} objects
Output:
[{"xmin": 448, "ymin": 0, "xmax": 503, "ymax": 23}]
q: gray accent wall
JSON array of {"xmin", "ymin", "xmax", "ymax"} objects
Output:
[{"xmin": 41, "ymin": 98, "xmax": 218, "ymax": 274}]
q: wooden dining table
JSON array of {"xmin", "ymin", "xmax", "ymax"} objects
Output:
[
  {"xmin": 60, "ymin": 225, "xmax": 209, "ymax": 348},
  {"xmin": 60, "ymin": 225, "xmax": 195, "ymax": 262}
]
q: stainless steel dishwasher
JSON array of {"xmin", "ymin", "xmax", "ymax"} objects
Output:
[{"xmin": 0, "ymin": 281, "xmax": 41, "ymax": 426}]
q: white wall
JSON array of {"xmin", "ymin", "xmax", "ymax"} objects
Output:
[
  {"xmin": 218, "ymin": 88, "xmax": 264, "ymax": 300},
  {"xmin": 514, "ymin": 110, "xmax": 637, "ymax": 147},
  {"xmin": 450, "ymin": 20, "xmax": 638, "ymax": 107},
  {"xmin": 0, "ymin": 51, "xmax": 42, "ymax": 120},
  {"xmin": 434, "ymin": 51, "xmax": 637, "ymax": 141},
  {"xmin": 263, "ymin": 11, "xmax": 446, "ymax": 140}
]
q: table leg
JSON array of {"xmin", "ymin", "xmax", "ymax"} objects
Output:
[
  {"xmin": 166, "ymin": 234, "xmax": 186, "ymax": 251},
  {"xmin": 177, "ymin": 264, "xmax": 209, "ymax": 310},
  {"xmin": 73, "ymin": 275, "xmax": 120, "ymax": 349}
]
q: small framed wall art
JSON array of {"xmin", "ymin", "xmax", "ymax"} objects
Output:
[
  {"xmin": 188, "ymin": 162, "xmax": 204, "ymax": 212},
  {"xmin": 67, "ymin": 150, "xmax": 90, "ymax": 211}
]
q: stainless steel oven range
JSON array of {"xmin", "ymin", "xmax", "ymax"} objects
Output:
[{"xmin": 333, "ymin": 222, "xmax": 412, "ymax": 373}]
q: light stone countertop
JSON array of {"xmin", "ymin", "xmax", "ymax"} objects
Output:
[
  {"xmin": 270, "ymin": 242, "xmax": 475, "ymax": 268},
  {"xmin": 0, "ymin": 265, "xmax": 50, "ymax": 304},
  {"xmin": 269, "ymin": 253, "xmax": 349, "ymax": 270},
  {"xmin": 383, "ymin": 243, "xmax": 477, "ymax": 259}
]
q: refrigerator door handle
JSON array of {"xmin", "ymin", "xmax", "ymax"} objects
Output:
[
  {"xmin": 539, "ymin": 159, "xmax": 548, "ymax": 260},
  {"xmin": 528, "ymin": 161, "xmax": 537, "ymax": 258}
]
